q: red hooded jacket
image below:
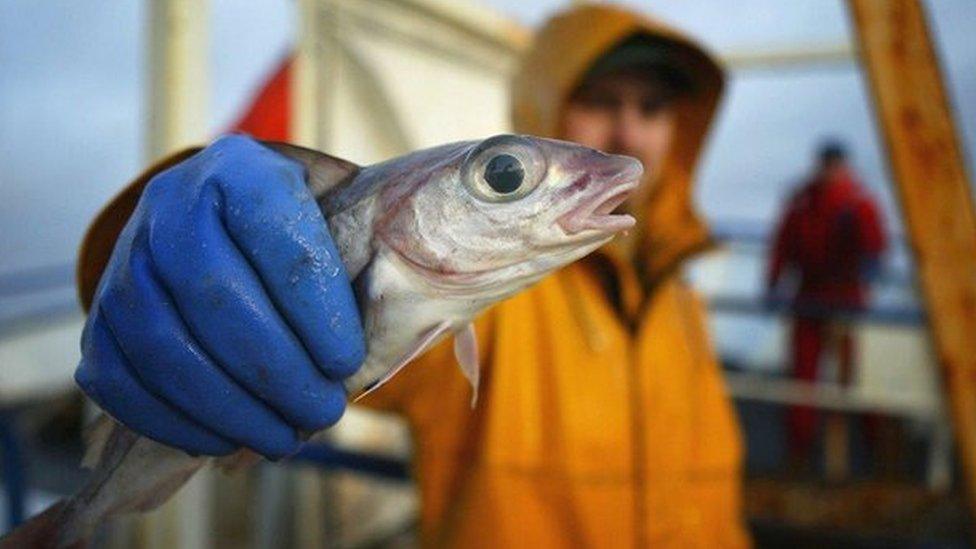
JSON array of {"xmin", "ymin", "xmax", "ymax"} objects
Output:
[{"xmin": 767, "ymin": 168, "xmax": 887, "ymax": 310}]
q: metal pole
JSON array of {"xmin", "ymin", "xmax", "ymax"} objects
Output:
[
  {"xmin": 147, "ymin": 0, "xmax": 209, "ymax": 159},
  {"xmin": 0, "ymin": 411, "xmax": 25, "ymax": 531},
  {"xmin": 138, "ymin": 2, "xmax": 213, "ymax": 548},
  {"xmin": 291, "ymin": 3, "xmax": 340, "ymax": 546},
  {"xmin": 292, "ymin": 0, "xmax": 320, "ymax": 147}
]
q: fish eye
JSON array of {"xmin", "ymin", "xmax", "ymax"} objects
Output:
[
  {"xmin": 483, "ymin": 154, "xmax": 524, "ymax": 194},
  {"xmin": 462, "ymin": 135, "xmax": 547, "ymax": 203}
]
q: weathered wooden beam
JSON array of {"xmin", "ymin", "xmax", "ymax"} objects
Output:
[
  {"xmin": 132, "ymin": 3, "xmax": 217, "ymax": 547},
  {"xmin": 146, "ymin": 0, "xmax": 209, "ymax": 160},
  {"xmin": 847, "ymin": 0, "xmax": 976, "ymax": 515},
  {"xmin": 292, "ymin": 0, "xmax": 321, "ymax": 148}
]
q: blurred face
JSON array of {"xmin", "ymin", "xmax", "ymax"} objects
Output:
[
  {"xmin": 819, "ymin": 157, "xmax": 848, "ymax": 183},
  {"xmin": 561, "ymin": 67, "xmax": 678, "ymax": 207}
]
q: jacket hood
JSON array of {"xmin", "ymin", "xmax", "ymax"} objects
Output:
[{"xmin": 511, "ymin": 3, "xmax": 725, "ymax": 283}]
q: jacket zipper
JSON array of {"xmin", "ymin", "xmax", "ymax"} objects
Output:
[
  {"xmin": 628, "ymin": 334, "xmax": 648, "ymax": 547},
  {"xmin": 564, "ymin": 261, "xmax": 650, "ymax": 546}
]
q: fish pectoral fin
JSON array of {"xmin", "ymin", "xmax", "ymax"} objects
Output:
[
  {"xmin": 454, "ymin": 322, "xmax": 480, "ymax": 408},
  {"xmin": 354, "ymin": 321, "xmax": 452, "ymax": 402}
]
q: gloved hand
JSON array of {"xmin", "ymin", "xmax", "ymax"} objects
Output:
[{"xmin": 76, "ymin": 135, "xmax": 365, "ymax": 459}]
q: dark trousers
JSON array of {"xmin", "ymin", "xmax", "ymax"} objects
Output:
[{"xmin": 788, "ymin": 317, "xmax": 855, "ymax": 458}]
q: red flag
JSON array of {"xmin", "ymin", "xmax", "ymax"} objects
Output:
[{"xmin": 232, "ymin": 56, "xmax": 293, "ymax": 141}]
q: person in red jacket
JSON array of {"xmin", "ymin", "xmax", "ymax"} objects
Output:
[{"xmin": 766, "ymin": 140, "xmax": 887, "ymax": 466}]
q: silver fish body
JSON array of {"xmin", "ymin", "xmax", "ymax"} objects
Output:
[
  {"xmin": 3, "ymin": 135, "xmax": 641, "ymax": 547},
  {"xmin": 323, "ymin": 134, "xmax": 641, "ymax": 397}
]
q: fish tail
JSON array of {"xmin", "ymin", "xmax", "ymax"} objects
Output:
[
  {"xmin": 0, "ymin": 500, "xmax": 87, "ymax": 549},
  {"xmin": 1, "ymin": 420, "xmax": 209, "ymax": 548}
]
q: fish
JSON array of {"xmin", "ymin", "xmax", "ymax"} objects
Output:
[{"xmin": 1, "ymin": 134, "xmax": 642, "ymax": 548}]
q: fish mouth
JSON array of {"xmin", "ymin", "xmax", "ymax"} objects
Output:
[{"xmin": 558, "ymin": 160, "xmax": 642, "ymax": 235}]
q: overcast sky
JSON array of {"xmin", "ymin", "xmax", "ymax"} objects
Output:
[{"xmin": 2, "ymin": 0, "xmax": 974, "ymax": 278}]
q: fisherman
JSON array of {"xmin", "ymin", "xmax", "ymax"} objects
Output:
[
  {"xmin": 77, "ymin": 4, "xmax": 748, "ymax": 546},
  {"xmin": 766, "ymin": 140, "xmax": 887, "ymax": 468}
]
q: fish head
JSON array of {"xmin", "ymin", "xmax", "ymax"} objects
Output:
[{"xmin": 376, "ymin": 134, "xmax": 643, "ymax": 298}]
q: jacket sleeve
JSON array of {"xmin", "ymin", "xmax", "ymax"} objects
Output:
[
  {"xmin": 855, "ymin": 193, "xmax": 887, "ymax": 258},
  {"xmin": 678, "ymin": 283, "xmax": 751, "ymax": 547}
]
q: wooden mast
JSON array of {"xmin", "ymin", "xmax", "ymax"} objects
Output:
[{"xmin": 847, "ymin": 0, "xmax": 976, "ymax": 517}]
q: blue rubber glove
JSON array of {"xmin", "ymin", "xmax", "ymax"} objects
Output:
[{"xmin": 76, "ymin": 135, "xmax": 366, "ymax": 459}]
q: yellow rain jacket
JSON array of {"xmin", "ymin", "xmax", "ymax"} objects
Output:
[{"xmin": 78, "ymin": 5, "xmax": 748, "ymax": 547}]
